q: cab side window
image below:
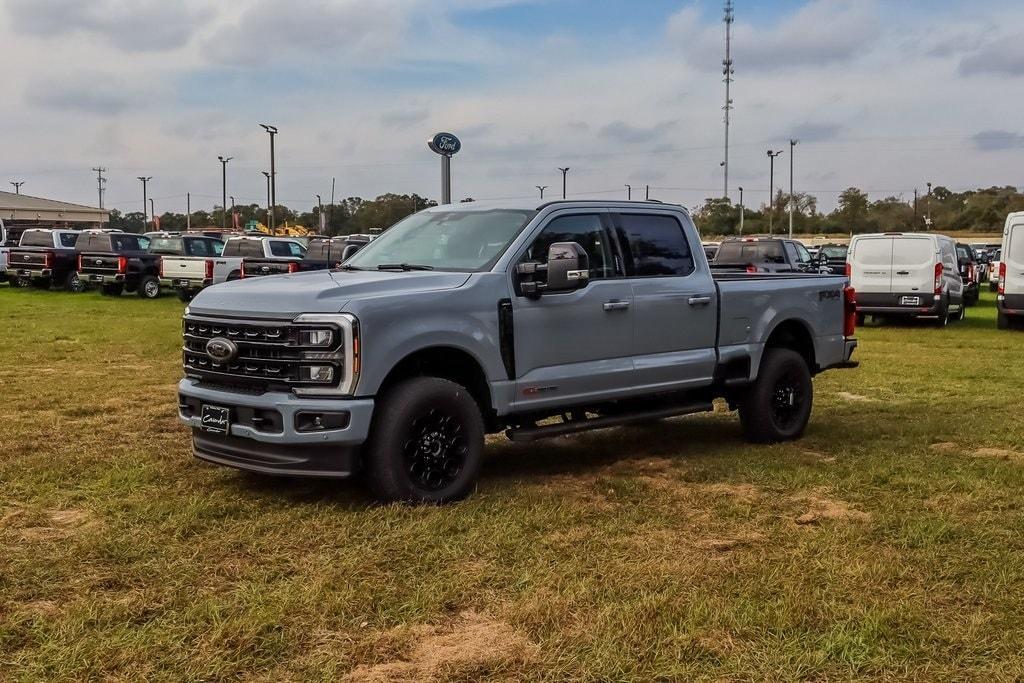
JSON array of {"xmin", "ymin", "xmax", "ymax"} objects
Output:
[
  {"xmin": 524, "ymin": 214, "xmax": 612, "ymax": 280},
  {"xmin": 615, "ymin": 214, "xmax": 694, "ymax": 277}
]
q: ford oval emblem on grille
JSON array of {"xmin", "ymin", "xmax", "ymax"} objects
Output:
[
  {"xmin": 206, "ymin": 337, "xmax": 238, "ymax": 363},
  {"xmin": 95, "ymin": 259, "xmax": 103, "ymax": 265}
]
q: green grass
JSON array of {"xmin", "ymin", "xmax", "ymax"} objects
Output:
[{"xmin": 2, "ymin": 284, "xmax": 1023, "ymax": 681}]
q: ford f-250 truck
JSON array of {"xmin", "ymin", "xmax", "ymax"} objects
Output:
[
  {"xmin": 7, "ymin": 228, "xmax": 83, "ymax": 290},
  {"xmin": 76, "ymin": 231, "xmax": 161, "ymax": 297},
  {"xmin": 161, "ymin": 235, "xmax": 305, "ymax": 300},
  {"xmin": 178, "ymin": 200, "xmax": 858, "ymax": 504}
]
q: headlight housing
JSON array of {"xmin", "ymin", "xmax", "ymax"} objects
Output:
[{"xmin": 292, "ymin": 313, "xmax": 359, "ymax": 396}]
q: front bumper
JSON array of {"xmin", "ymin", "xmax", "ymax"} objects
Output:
[
  {"xmin": 856, "ymin": 292, "xmax": 942, "ymax": 316},
  {"xmin": 177, "ymin": 378, "xmax": 374, "ymax": 478}
]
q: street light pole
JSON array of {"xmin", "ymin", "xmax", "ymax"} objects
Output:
[
  {"xmin": 625, "ymin": 184, "xmax": 632, "ymax": 200},
  {"xmin": 261, "ymin": 171, "xmax": 271, "ymax": 232},
  {"xmin": 315, "ymin": 194, "xmax": 323, "ymax": 232},
  {"xmin": 218, "ymin": 155, "xmax": 233, "ymax": 230},
  {"xmin": 260, "ymin": 124, "xmax": 278, "ymax": 230},
  {"xmin": 558, "ymin": 167, "xmax": 570, "ymax": 199},
  {"xmin": 926, "ymin": 181, "xmax": 932, "ymax": 228},
  {"xmin": 738, "ymin": 186, "xmax": 744, "ymax": 235},
  {"xmin": 767, "ymin": 149, "xmax": 783, "ymax": 236},
  {"xmin": 229, "ymin": 195, "xmax": 235, "ymax": 231},
  {"xmin": 10, "ymin": 180, "xmax": 24, "ymax": 194},
  {"xmin": 788, "ymin": 139, "xmax": 798, "ymax": 239},
  {"xmin": 150, "ymin": 198, "xmax": 155, "ymax": 228},
  {"xmin": 187, "ymin": 192, "xmax": 191, "ymax": 232},
  {"xmin": 536, "ymin": 185, "xmax": 547, "ymax": 200},
  {"xmin": 137, "ymin": 176, "xmax": 152, "ymax": 231}
]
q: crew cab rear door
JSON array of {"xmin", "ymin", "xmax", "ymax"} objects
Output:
[
  {"xmin": 509, "ymin": 211, "xmax": 635, "ymax": 412},
  {"xmin": 850, "ymin": 236, "xmax": 894, "ymax": 294},
  {"xmin": 611, "ymin": 211, "xmax": 717, "ymax": 390}
]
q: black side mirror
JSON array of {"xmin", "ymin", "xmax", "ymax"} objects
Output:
[{"xmin": 516, "ymin": 241, "xmax": 589, "ymax": 298}]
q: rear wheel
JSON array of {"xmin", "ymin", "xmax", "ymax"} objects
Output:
[
  {"xmin": 100, "ymin": 284, "xmax": 123, "ymax": 296},
  {"xmin": 957, "ymin": 303, "xmax": 966, "ymax": 322},
  {"xmin": 137, "ymin": 275, "xmax": 160, "ymax": 299},
  {"xmin": 936, "ymin": 300, "xmax": 950, "ymax": 327},
  {"xmin": 363, "ymin": 377, "xmax": 485, "ymax": 504},
  {"xmin": 739, "ymin": 348, "xmax": 813, "ymax": 443},
  {"xmin": 64, "ymin": 271, "xmax": 84, "ymax": 293}
]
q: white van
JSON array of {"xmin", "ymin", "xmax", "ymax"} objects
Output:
[
  {"xmin": 848, "ymin": 233, "xmax": 965, "ymax": 326},
  {"xmin": 998, "ymin": 213, "xmax": 1024, "ymax": 329}
]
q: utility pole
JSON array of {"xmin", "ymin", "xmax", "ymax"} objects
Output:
[
  {"xmin": 788, "ymin": 139, "xmax": 798, "ymax": 238},
  {"xmin": 738, "ymin": 186, "xmax": 744, "ymax": 235},
  {"xmin": 926, "ymin": 181, "xmax": 933, "ymax": 228},
  {"xmin": 536, "ymin": 185, "xmax": 548, "ymax": 200},
  {"xmin": 230, "ymin": 195, "xmax": 236, "ymax": 231},
  {"xmin": 92, "ymin": 167, "xmax": 107, "ymax": 209},
  {"xmin": 261, "ymin": 171, "xmax": 271, "ymax": 230},
  {"xmin": 260, "ymin": 124, "xmax": 278, "ymax": 230},
  {"xmin": 150, "ymin": 198, "xmax": 156, "ymax": 229},
  {"xmin": 137, "ymin": 176, "xmax": 152, "ymax": 231},
  {"xmin": 10, "ymin": 181, "xmax": 24, "ymax": 194},
  {"xmin": 186, "ymin": 192, "xmax": 191, "ymax": 232},
  {"xmin": 625, "ymin": 184, "xmax": 632, "ymax": 200},
  {"xmin": 722, "ymin": 0, "xmax": 735, "ymax": 200},
  {"xmin": 767, "ymin": 150, "xmax": 783, "ymax": 235},
  {"xmin": 329, "ymin": 177, "xmax": 336, "ymax": 233},
  {"xmin": 558, "ymin": 167, "xmax": 570, "ymax": 199},
  {"xmin": 315, "ymin": 194, "xmax": 323, "ymax": 232},
  {"xmin": 218, "ymin": 155, "xmax": 232, "ymax": 230},
  {"xmin": 913, "ymin": 188, "xmax": 918, "ymax": 225}
]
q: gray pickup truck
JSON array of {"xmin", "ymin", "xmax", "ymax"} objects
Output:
[{"xmin": 178, "ymin": 200, "xmax": 858, "ymax": 503}]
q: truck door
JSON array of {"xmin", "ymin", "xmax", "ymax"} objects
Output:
[
  {"xmin": 611, "ymin": 212, "xmax": 718, "ymax": 390},
  {"xmin": 510, "ymin": 212, "xmax": 635, "ymax": 412}
]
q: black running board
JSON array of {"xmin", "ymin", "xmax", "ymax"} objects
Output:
[{"xmin": 505, "ymin": 401, "xmax": 714, "ymax": 443}]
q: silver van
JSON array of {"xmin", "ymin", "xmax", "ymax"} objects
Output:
[
  {"xmin": 848, "ymin": 233, "xmax": 965, "ymax": 326},
  {"xmin": 998, "ymin": 213, "xmax": 1024, "ymax": 329}
]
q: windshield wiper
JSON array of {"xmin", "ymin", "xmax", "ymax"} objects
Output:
[
  {"xmin": 376, "ymin": 263, "xmax": 435, "ymax": 271},
  {"xmin": 338, "ymin": 264, "xmax": 364, "ymax": 271}
]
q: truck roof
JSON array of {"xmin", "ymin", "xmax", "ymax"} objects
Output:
[{"xmin": 418, "ymin": 199, "xmax": 685, "ymax": 214}]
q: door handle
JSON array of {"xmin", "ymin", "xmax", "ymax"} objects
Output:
[
  {"xmin": 603, "ymin": 300, "xmax": 630, "ymax": 311},
  {"xmin": 687, "ymin": 296, "xmax": 712, "ymax": 306}
]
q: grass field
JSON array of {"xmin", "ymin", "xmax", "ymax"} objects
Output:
[{"xmin": 2, "ymin": 283, "xmax": 1023, "ymax": 681}]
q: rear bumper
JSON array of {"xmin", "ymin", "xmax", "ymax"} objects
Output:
[
  {"xmin": 177, "ymin": 378, "xmax": 374, "ymax": 478},
  {"xmin": 14, "ymin": 268, "xmax": 51, "ymax": 279},
  {"xmin": 80, "ymin": 272, "xmax": 125, "ymax": 285},
  {"xmin": 162, "ymin": 277, "xmax": 212, "ymax": 290},
  {"xmin": 856, "ymin": 292, "xmax": 942, "ymax": 316},
  {"xmin": 998, "ymin": 294, "xmax": 1024, "ymax": 316}
]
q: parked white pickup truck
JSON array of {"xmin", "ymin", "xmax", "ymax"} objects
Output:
[{"xmin": 161, "ymin": 235, "xmax": 306, "ymax": 302}]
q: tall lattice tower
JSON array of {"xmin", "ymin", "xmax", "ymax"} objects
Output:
[{"xmin": 722, "ymin": 0, "xmax": 735, "ymax": 200}]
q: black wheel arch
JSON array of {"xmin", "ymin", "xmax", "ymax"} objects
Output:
[{"xmin": 763, "ymin": 319, "xmax": 817, "ymax": 374}]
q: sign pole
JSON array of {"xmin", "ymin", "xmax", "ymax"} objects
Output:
[
  {"xmin": 428, "ymin": 132, "xmax": 461, "ymax": 206},
  {"xmin": 441, "ymin": 155, "xmax": 451, "ymax": 204}
]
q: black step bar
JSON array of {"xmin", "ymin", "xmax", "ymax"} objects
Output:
[{"xmin": 505, "ymin": 401, "xmax": 714, "ymax": 443}]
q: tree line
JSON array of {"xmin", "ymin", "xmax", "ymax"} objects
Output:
[
  {"xmin": 693, "ymin": 185, "xmax": 1024, "ymax": 236},
  {"xmin": 107, "ymin": 193, "xmax": 437, "ymax": 235}
]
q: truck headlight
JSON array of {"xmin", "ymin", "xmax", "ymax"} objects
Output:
[{"xmin": 292, "ymin": 313, "xmax": 359, "ymax": 396}]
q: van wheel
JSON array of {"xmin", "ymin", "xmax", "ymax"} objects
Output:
[
  {"xmin": 739, "ymin": 348, "xmax": 813, "ymax": 443},
  {"xmin": 936, "ymin": 302, "xmax": 950, "ymax": 327},
  {"xmin": 363, "ymin": 377, "xmax": 484, "ymax": 504},
  {"xmin": 998, "ymin": 311, "xmax": 1010, "ymax": 330},
  {"xmin": 138, "ymin": 275, "xmax": 160, "ymax": 299}
]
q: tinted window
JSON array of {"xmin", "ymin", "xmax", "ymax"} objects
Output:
[
  {"xmin": 853, "ymin": 238, "xmax": 891, "ymax": 265},
  {"xmin": 223, "ymin": 239, "xmax": 265, "ymax": 258},
  {"xmin": 20, "ymin": 231, "xmax": 55, "ymax": 247},
  {"xmin": 524, "ymin": 214, "xmax": 612, "ymax": 280},
  {"xmin": 893, "ymin": 238, "xmax": 934, "ymax": 266},
  {"xmin": 1009, "ymin": 227, "xmax": 1024, "ymax": 261},
  {"xmin": 149, "ymin": 237, "xmax": 185, "ymax": 255},
  {"xmin": 794, "ymin": 243, "xmax": 813, "ymax": 264},
  {"xmin": 187, "ymin": 239, "xmax": 211, "ymax": 257},
  {"xmin": 715, "ymin": 241, "xmax": 786, "ymax": 264},
  {"xmin": 269, "ymin": 241, "xmax": 306, "ymax": 257},
  {"xmin": 59, "ymin": 232, "xmax": 80, "ymax": 248},
  {"xmin": 75, "ymin": 233, "xmax": 110, "ymax": 252},
  {"xmin": 210, "ymin": 240, "xmax": 224, "ymax": 256},
  {"xmin": 821, "ymin": 246, "xmax": 847, "ymax": 259},
  {"xmin": 784, "ymin": 242, "xmax": 800, "ymax": 265},
  {"xmin": 111, "ymin": 234, "xmax": 142, "ymax": 251},
  {"xmin": 616, "ymin": 214, "xmax": 694, "ymax": 277}
]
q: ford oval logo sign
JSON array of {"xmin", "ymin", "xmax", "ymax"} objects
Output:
[
  {"xmin": 428, "ymin": 132, "xmax": 461, "ymax": 156},
  {"xmin": 206, "ymin": 337, "xmax": 238, "ymax": 364}
]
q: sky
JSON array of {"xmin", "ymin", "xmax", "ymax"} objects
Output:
[{"xmin": 2, "ymin": 0, "xmax": 1023, "ymax": 216}]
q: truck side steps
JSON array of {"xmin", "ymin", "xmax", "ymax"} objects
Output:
[{"xmin": 505, "ymin": 401, "xmax": 714, "ymax": 443}]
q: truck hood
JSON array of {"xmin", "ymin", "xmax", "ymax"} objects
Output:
[{"xmin": 187, "ymin": 269, "xmax": 472, "ymax": 319}]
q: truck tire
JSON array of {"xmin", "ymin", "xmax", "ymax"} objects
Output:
[
  {"xmin": 177, "ymin": 289, "xmax": 195, "ymax": 303},
  {"xmin": 739, "ymin": 348, "xmax": 813, "ymax": 443},
  {"xmin": 998, "ymin": 311, "xmax": 1010, "ymax": 330},
  {"xmin": 936, "ymin": 300, "xmax": 950, "ymax": 327},
  {"xmin": 100, "ymin": 284, "xmax": 123, "ymax": 296},
  {"xmin": 363, "ymin": 377, "xmax": 485, "ymax": 504},
  {"xmin": 138, "ymin": 275, "xmax": 160, "ymax": 299},
  {"xmin": 64, "ymin": 271, "xmax": 84, "ymax": 293}
]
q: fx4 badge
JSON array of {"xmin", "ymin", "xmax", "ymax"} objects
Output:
[{"xmin": 819, "ymin": 290, "xmax": 841, "ymax": 301}]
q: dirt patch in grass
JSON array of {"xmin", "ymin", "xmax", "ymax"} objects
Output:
[
  {"xmin": 792, "ymin": 493, "xmax": 871, "ymax": 525},
  {"xmin": 836, "ymin": 391, "xmax": 875, "ymax": 402},
  {"xmin": 973, "ymin": 447, "xmax": 1023, "ymax": 461},
  {"xmin": 2, "ymin": 507, "xmax": 98, "ymax": 541},
  {"xmin": 342, "ymin": 611, "xmax": 538, "ymax": 682},
  {"xmin": 929, "ymin": 442, "xmax": 958, "ymax": 453},
  {"xmin": 696, "ymin": 533, "xmax": 765, "ymax": 552}
]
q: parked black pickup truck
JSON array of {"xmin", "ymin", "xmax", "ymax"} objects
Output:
[
  {"xmin": 712, "ymin": 236, "xmax": 819, "ymax": 273},
  {"xmin": 75, "ymin": 232, "xmax": 162, "ymax": 298},
  {"xmin": 7, "ymin": 228, "xmax": 84, "ymax": 291}
]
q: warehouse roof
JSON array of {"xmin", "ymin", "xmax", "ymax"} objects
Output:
[{"xmin": 0, "ymin": 190, "xmax": 109, "ymax": 223}]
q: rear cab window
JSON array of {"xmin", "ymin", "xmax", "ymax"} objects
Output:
[
  {"xmin": 223, "ymin": 239, "xmax": 266, "ymax": 258},
  {"xmin": 269, "ymin": 241, "xmax": 306, "ymax": 258},
  {"xmin": 1009, "ymin": 225, "xmax": 1024, "ymax": 262},
  {"xmin": 716, "ymin": 241, "xmax": 786, "ymax": 265},
  {"xmin": 149, "ymin": 237, "xmax": 185, "ymax": 255},
  {"xmin": 20, "ymin": 231, "xmax": 56, "ymax": 248}
]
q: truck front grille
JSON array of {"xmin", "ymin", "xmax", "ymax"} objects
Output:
[{"xmin": 182, "ymin": 317, "xmax": 344, "ymax": 393}]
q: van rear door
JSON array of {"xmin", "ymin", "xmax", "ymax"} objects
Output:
[
  {"xmin": 891, "ymin": 236, "xmax": 936, "ymax": 295},
  {"xmin": 1004, "ymin": 219, "xmax": 1024, "ymax": 303},
  {"xmin": 850, "ymin": 236, "xmax": 893, "ymax": 294}
]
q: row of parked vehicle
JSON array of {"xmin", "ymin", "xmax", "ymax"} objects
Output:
[
  {"xmin": 700, "ymin": 213, "xmax": 1023, "ymax": 330},
  {"xmin": 0, "ymin": 226, "xmax": 374, "ymax": 301}
]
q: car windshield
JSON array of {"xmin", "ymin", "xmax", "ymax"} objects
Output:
[{"xmin": 344, "ymin": 209, "xmax": 537, "ymax": 272}]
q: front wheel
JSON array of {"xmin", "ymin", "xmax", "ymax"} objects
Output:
[
  {"xmin": 137, "ymin": 275, "xmax": 160, "ymax": 299},
  {"xmin": 739, "ymin": 348, "xmax": 813, "ymax": 443},
  {"xmin": 363, "ymin": 377, "xmax": 485, "ymax": 504}
]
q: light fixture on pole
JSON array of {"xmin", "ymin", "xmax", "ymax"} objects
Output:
[
  {"xmin": 259, "ymin": 124, "xmax": 278, "ymax": 229},
  {"xmin": 137, "ymin": 176, "xmax": 152, "ymax": 231},
  {"xmin": 536, "ymin": 185, "xmax": 547, "ymax": 200},
  {"xmin": 625, "ymin": 184, "xmax": 632, "ymax": 200},
  {"xmin": 558, "ymin": 167, "xmax": 570, "ymax": 199},
  {"xmin": 9, "ymin": 180, "xmax": 24, "ymax": 194},
  {"xmin": 218, "ymin": 155, "xmax": 233, "ymax": 230},
  {"xmin": 767, "ymin": 149, "xmax": 783, "ymax": 236},
  {"xmin": 926, "ymin": 181, "xmax": 933, "ymax": 227},
  {"xmin": 788, "ymin": 139, "xmax": 798, "ymax": 239},
  {"xmin": 315, "ymin": 194, "xmax": 323, "ymax": 232}
]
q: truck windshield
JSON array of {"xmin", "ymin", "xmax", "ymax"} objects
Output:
[
  {"xmin": 344, "ymin": 209, "xmax": 537, "ymax": 272},
  {"xmin": 715, "ymin": 241, "xmax": 786, "ymax": 264}
]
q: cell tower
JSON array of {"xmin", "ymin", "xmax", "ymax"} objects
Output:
[{"xmin": 722, "ymin": 0, "xmax": 735, "ymax": 201}]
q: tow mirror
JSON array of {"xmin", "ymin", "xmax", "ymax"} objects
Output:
[{"xmin": 516, "ymin": 241, "xmax": 589, "ymax": 298}]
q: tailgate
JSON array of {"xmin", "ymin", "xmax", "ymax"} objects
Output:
[
  {"xmin": 850, "ymin": 237, "xmax": 893, "ymax": 294},
  {"xmin": 162, "ymin": 257, "xmax": 208, "ymax": 280},
  {"xmin": 78, "ymin": 252, "xmax": 121, "ymax": 274},
  {"xmin": 10, "ymin": 249, "xmax": 50, "ymax": 268}
]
